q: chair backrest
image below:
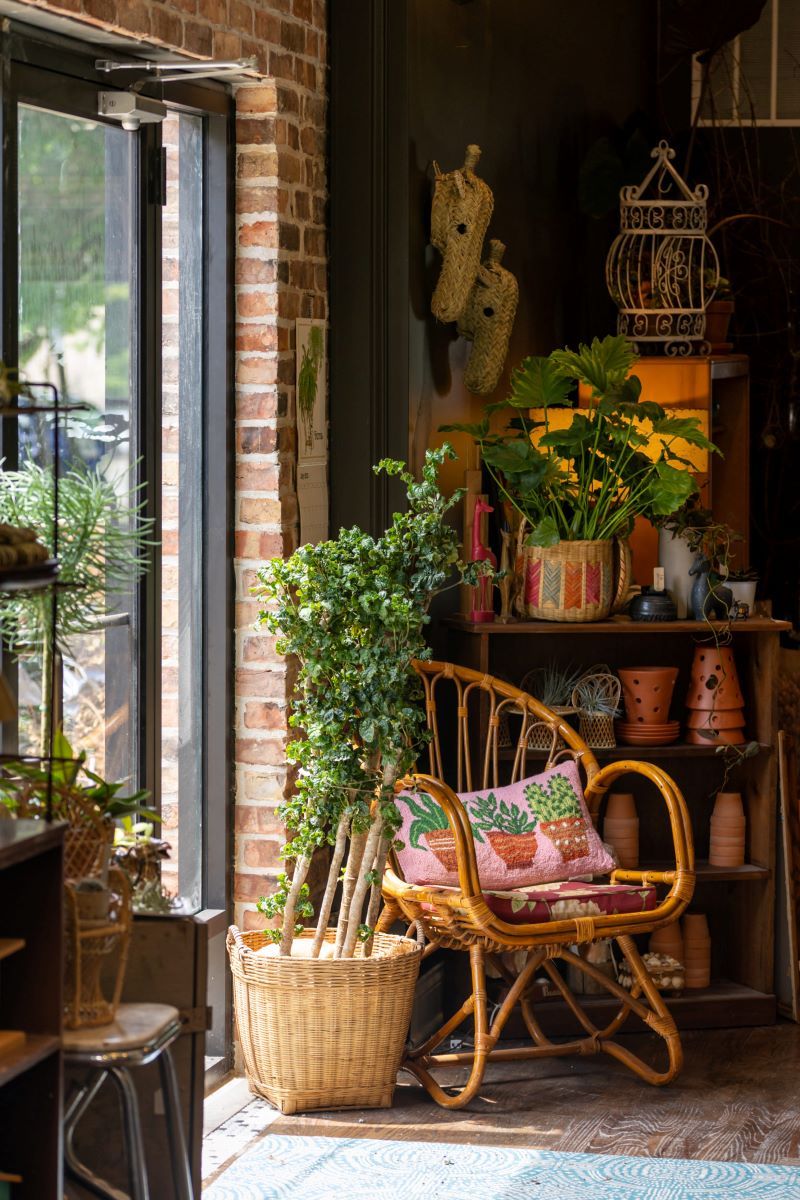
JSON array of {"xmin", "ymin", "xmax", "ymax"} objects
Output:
[{"xmin": 413, "ymin": 659, "xmax": 600, "ymax": 796}]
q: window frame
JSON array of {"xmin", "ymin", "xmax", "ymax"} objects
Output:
[{"xmin": 0, "ymin": 25, "xmax": 234, "ymax": 1080}]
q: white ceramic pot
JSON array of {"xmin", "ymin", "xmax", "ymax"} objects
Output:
[
  {"xmin": 728, "ymin": 580, "xmax": 757, "ymax": 617},
  {"xmin": 657, "ymin": 529, "xmax": 695, "ymax": 619}
]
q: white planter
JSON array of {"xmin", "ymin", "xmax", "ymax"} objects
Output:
[
  {"xmin": 728, "ymin": 580, "xmax": 757, "ymax": 617},
  {"xmin": 657, "ymin": 529, "xmax": 695, "ymax": 619}
]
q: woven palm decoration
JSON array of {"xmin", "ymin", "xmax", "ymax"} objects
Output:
[
  {"xmin": 430, "ymin": 144, "xmax": 494, "ymax": 323},
  {"xmin": 458, "ymin": 239, "xmax": 519, "ymax": 395}
]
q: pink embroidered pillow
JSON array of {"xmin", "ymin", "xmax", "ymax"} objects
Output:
[{"xmin": 394, "ymin": 760, "xmax": 613, "ymax": 890}]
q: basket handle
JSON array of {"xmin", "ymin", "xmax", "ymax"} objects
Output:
[
  {"xmin": 227, "ymin": 924, "xmax": 251, "ymax": 955},
  {"xmin": 611, "ymin": 538, "xmax": 632, "ymax": 614}
]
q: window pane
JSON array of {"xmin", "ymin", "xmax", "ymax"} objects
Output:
[
  {"xmin": 16, "ymin": 104, "xmax": 136, "ymax": 782},
  {"xmin": 160, "ymin": 112, "xmax": 204, "ymax": 914}
]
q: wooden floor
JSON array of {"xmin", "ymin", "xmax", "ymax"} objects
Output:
[{"xmin": 269, "ymin": 1024, "xmax": 800, "ymax": 1165}]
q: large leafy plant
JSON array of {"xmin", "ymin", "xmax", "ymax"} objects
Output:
[
  {"xmin": 443, "ymin": 334, "xmax": 717, "ymax": 547},
  {"xmin": 256, "ymin": 445, "xmax": 480, "ymax": 959}
]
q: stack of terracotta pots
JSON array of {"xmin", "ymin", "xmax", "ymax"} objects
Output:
[
  {"xmin": 709, "ymin": 791, "xmax": 746, "ymax": 867},
  {"xmin": 682, "ymin": 913, "xmax": 711, "ymax": 988},
  {"xmin": 684, "ymin": 646, "xmax": 746, "ymax": 746},
  {"xmin": 602, "ymin": 793, "xmax": 639, "ymax": 868},
  {"xmin": 616, "ymin": 667, "xmax": 680, "ymax": 746},
  {"xmin": 649, "ymin": 921, "xmax": 684, "ymax": 963}
]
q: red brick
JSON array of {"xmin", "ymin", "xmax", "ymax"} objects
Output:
[
  {"xmin": 235, "ymin": 737, "xmax": 287, "ymax": 766},
  {"xmin": 236, "ymin": 425, "xmax": 278, "ymax": 455},
  {"xmin": 236, "ymin": 392, "xmax": 279, "ymax": 421},
  {"xmin": 234, "ymin": 872, "xmax": 273, "ymax": 903},
  {"xmin": 150, "ymin": 7, "xmax": 183, "ymax": 46},
  {"xmin": 236, "ymin": 806, "xmax": 282, "ymax": 833},
  {"xmin": 236, "ymin": 356, "xmax": 277, "ymax": 386},
  {"xmin": 235, "ymin": 461, "xmax": 279, "ymax": 490},
  {"xmin": 236, "ymin": 186, "xmax": 278, "ymax": 214},
  {"xmin": 236, "ymin": 324, "xmax": 277, "ymax": 352},
  {"xmin": 253, "ymin": 9, "xmax": 281, "ymax": 44},
  {"xmin": 242, "ymin": 634, "xmax": 280, "ymax": 662},
  {"xmin": 243, "ymin": 700, "xmax": 286, "ymax": 731},
  {"xmin": 236, "ymin": 82, "xmax": 278, "ymax": 114},
  {"xmin": 235, "ymin": 257, "xmax": 277, "ymax": 285},
  {"xmin": 239, "ymin": 496, "xmax": 282, "ymax": 524},
  {"xmin": 237, "ymin": 291, "xmax": 275, "ymax": 317},
  {"xmin": 183, "ymin": 21, "xmax": 213, "ymax": 56},
  {"xmin": 235, "ymin": 669, "xmax": 289, "ymax": 699},
  {"xmin": 242, "ymin": 837, "xmax": 283, "ymax": 868},
  {"xmin": 228, "ymin": 0, "xmax": 253, "ymax": 33},
  {"xmin": 237, "ymin": 149, "xmax": 279, "ymax": 179},
  {"xmin": 293, "ymin": 0, "xmax": 313, "ymax": 21},
  {"xmin": 84, "ymin": 0, "xmax": 119, "ymax": 22},
  {"xmin": 238, "ymin": 220, "xmax": 278, "ymax": 248},
  {"xmin": 236, "ymin": 117, "xmax": 276, "ymax": 146},
  {"xmin": 234, "ymin": 530, "xmax": 284, "ymax": 559}
]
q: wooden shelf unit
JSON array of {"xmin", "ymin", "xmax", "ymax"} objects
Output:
[
  {"xmin": 442, "ymin": 615, "xmax": 789, "ymax": 1032},
  {"xmin": 0, "ymin": 820, "xmax": 65, "ymax": 1198}
]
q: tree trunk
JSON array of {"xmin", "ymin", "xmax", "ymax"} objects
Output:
[
  {"xmin": 362, "ymin": 832, "xmax": 392, "ymax": 957},
  {"xmin": 311, "ymin": 812, "xmax": 349, "ymax": 958},
  {"xmin": 340, "ymin": 812, "xmax": 385, "ymax": 959},
  {"xmin": 333, "ymin": 829, "xmax": 368, "ymax": 958},
  {"xmin": 279, "ymin": 854, "xmax": 312, "ymax": 956}
]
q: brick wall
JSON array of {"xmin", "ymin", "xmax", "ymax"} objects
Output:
[{"xmin": 17, "ymin": 0, "xmax": 328, "ymax": 925}]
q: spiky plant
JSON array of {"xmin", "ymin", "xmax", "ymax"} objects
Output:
[{"xmin": 524, "ymin": 774, "xmax": 582, "ymax": 823}]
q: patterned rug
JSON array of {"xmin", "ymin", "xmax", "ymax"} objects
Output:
[{"xmin": 204, "ymin": 1133, "xmax": 800, "ymax": 1199}]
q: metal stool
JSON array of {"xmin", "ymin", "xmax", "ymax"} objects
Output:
[{"xmin": 64, "ymin": 1002, "xmax": 194, "ymax": 1200}]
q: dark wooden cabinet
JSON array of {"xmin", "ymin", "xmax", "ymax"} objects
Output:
[{"xmin": 0, "ymin": 820, "xmax": 65, "ymax": 1199}]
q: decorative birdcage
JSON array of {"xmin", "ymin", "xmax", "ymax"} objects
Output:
[{"xmin": 605, "ymin": 141, "xmax": 719, "ymax": 357}]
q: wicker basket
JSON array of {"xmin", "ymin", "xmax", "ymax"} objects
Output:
[
  {"xmin": 228, "ymin": 926, "xmax": 422, "ymax": 1114},
  {"xmin": 64, "ymin": 867, "xmax": 132, "ymax": 1029},
  {"xmin": 516, "ymin": 538, "xmax": 630, "ymax": 623},
  {"xmin": 572, "ymin": 673, "xmax": 621, "ymax": 749}
]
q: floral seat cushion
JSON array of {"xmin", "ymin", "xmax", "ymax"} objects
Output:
[
  {"xmin": 395, "ymin": 760, "xmax": 614, "ymax": 890},
  {"xmin": 482, "ymin": 879, "xmax": 658, "ymax": 924}
]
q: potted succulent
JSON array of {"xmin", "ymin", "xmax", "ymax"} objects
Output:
[
  {"xmin": 523, "ymin": 773, "xmax": 591, "ymax": 862},
  {"xmin": 518, "ymin": 661, "xmax": 582, "ymax": 749},
  {"xmin": 468, "ymin": 791, "xmax": 539, "ymax": 867},
  {"xmin": 404, "ymin": 791, "xmax": 456, "ymax": 871},
  {"xmin": 227, "ymin": 446, "xmax": 484, "ymax": 1113},
  {"xmin": 443, "ymin": 334, "xmax": 717, "ymax": 622}
]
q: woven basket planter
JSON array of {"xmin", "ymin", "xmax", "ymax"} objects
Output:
[
  {"xmin": 228, "ymin": 926, "xmax": 422, "ymax": 1114},
  {"xmin": 517, "ymin": 539, "xmax": 629, "ymax": 623}
]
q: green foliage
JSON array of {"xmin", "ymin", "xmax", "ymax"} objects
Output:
[
  {"xmin": 468, "ymin": 791, "xmax": 537, "ymax": 838},
  {"xmin": 523, "ymin": 661, "xmax": 582, "ymax": 708},
  {"xmin": 257, "ymin": 875, "xmax": 314, "ymax": 943},
  {"xmin": 0, "ymin": 728, "xmax": 157, "ymax": 823},
  {"xmin": 442, "ymin": 334, "xmax": 719, "ymax": 545},
  {"xmin": 255, "ymin": 446, "xmax": 470, "ymax": 928},
  {"xmin": 524, "ymin": 774, "xmax": 581, "ymax": 823},
  {"xmin": 0, "ymin": 458, "xmax": 155, "ymax": 657},
  {"xmin": 403, "ymin": 792, "xmax": 450, "ymax": 849}
]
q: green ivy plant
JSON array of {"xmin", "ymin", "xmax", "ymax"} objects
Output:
[
  {"xmin": 442, "ymin": 334, "xmax": 718, "ymax": 547},
  {"xmin": 255, "ymin": 445, "xmax": 484, "ymax": 959}
]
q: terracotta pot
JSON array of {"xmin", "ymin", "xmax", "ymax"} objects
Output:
[
  {"xmin": 685, "ymin": 709, "xmax": 746, "ymax": 731},
  {"xmin": 682, "ymin": 913, "xmax": 710, "ymax": 939},
  {"xmin": 710, "ymin": 815, "xmax": 746, "ymax": 833},
  {"xmin": 686, "ymin": 647, "xmax": 745, "ymax": 711},
  {"xmin": 686, "ymin": 727, "xmax": 746, "ymax": 746},
  {"xmin": 713, "ymin": 792, "xmax": 745, "ymax": 819},
  {"xmin": 606, "ymin": 793, "xmax": 637, "ymax": 820},
  {"xmin": 486, "ymin": 830, "xmax": 538, "ymax": 868},
  {"xmin": 709, "ymin": 827, "xmax": 745, "ymax": 843},
  {"xmin": 649, "ymin": 924, "xmax": 684, "ymax": 961},
  {"xmin": 425, "ymin": 829, "xmax": 458, "ymax": 873},
  {"xmin": 619, "ymin": 667, "xmax": 678, "ymax": 724},
  {"xmin": 705, "ymin": 298, "xmax": 734, "ymax": 347}
]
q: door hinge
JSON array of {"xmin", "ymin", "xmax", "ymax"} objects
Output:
[
  {"xmin": 148, "ymin": 145, "xmax": 167, "ymax": 206},
  {"xmin": 179, "ymin": 1006, "xmax": 213, "ymax": 1034}
]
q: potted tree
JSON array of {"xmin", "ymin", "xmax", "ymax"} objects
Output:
[
  {"xmin": 443, "ymin": 334, "xmax": 717, "ymax": 621},
  {"xmin": 227, "ymin": 446, "xmax": 480, "ymax": 1113}
]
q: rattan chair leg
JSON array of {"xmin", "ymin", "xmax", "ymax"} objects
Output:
[
  {"xmin": 606, "ymin": 935, "xmax": 683, "ymax": 1085},
  {"xmin": 375, "ymin": 900, "xmax": 401, "ymax": 934}
]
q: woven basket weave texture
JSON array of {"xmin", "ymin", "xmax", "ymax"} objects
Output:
[{"xmin": 228, "ymin": 927, "xmax": 421, "ymax": 1114}]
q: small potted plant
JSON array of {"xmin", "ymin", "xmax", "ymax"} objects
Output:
[
  {"xmin": 571, "ymin": 670, "xmax": 621, "ymax": 749},
  {"xmin": 704, "ymin": 271, "xmax": 734, "ymax": 349},
  {"xmin": 656, "ymin": 501, "xmax": 742, "ymax": 620},
  {"xmin": 726, "ymin": 567, "xmax": 758, "ymax": 618},
  {"xmin": 443, "ymin": 335, "xmax": 718, "ymax": 622},
  {"xmin": 469, "ymin": 791, "xmax": 539, "ymax": 867},
  {"xmin": 227, "ymin": 446, "xmax": 484, "ymax": 1114},
  {"xmin": 518, "ymin": 662, "xmax": 582, "ymax": 749}
]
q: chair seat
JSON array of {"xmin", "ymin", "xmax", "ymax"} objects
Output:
[
  {"xmin": 64, "ymin": 1002, "xmax": 181, "ymax": 1057},
  {"xmin": 483, "ymin": 879, "xmax": 658, "ymax": 925}
]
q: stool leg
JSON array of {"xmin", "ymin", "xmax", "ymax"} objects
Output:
[
  {"xmin": 65, "ymin": 1071, "xmax": 124, "ymax": 1200},
  {"xmin": 109, "ymin": 1067, "xmax": 151, "ymax": 1200},
  {"xmin": 157, "ymin": 1047, "xmax": 194, "ymax": 1200}
]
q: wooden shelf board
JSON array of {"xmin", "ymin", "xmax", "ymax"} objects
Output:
[
  {"xmin": 446, "ymin": 616, "xmax": 791, "ymax": 636},
  {"xmin": 500, "ymin": 742, "xmax": 770, "ymax": 762},
  {"xmin": 0, "ymin": 1034, "xmax": 59, "ymax": 1088},
  {"xmin": 515, "ymin": 979, "xmax": 775, "ymax": 1038},
  {"xmin": 645, "ymin": 859, "xmax": 770, "ymax": 882},
  {"xmin": 0, "ymin": 819, "xmax": 66, "ymax": 871},
  {"xmin": 0, "ymin": 938, "xmax": 24, "ymax": 962}
]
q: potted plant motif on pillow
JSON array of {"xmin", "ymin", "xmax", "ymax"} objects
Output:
[
  {"xmin": 524, "ymin": 773, "xmax": 590, "ymax": 862},
  {"xmin": 405, "ymin": 792, "xmax": 457, "ymax": 872},
  {"xmin": 468, "ymin": 792, "xmax": 539, "ymax": 868}
]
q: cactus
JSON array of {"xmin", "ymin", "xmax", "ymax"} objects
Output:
[{"xmin": 524, "ymin": 774, "xmax": 581, "ymax": 823}]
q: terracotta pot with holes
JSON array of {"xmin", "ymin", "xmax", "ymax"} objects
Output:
[
  {"xmin": 618, "ymin": 667, "xmax": 679, "ymax": 725},
  {"xmin": 686, "ymin": 646, "xmax": 745, "ymax": 711}
]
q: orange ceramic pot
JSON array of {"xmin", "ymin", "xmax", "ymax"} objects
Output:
[
  {"xmin": 712, "ymin": 792, "xmax": 745, "ymax": 819},
  {"xmin": 686, "ymin": 727, "xmax": 746, "ymax": 746},
  {"xmin": 619, "ymin": 667, "xmax": 678, "ymax": 724},
  {"xmin": 685, "ymin": 709, "xmax": 746, "ymax": 731},
  {"xmin": 606, "ymin": 793, "xmax": 637, "ymax": 820},
  {"xmin": 650, "ymin": 924, "xmax": 684, "ymax": 961},
  {"xmin": 686, "ymin": 647, "xmax": 745, "ymax": 711}
]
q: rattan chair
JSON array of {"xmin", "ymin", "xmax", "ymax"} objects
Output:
[{"xmin": 378, "ymin": 660, "xmax": 695, "ymax": 1109}]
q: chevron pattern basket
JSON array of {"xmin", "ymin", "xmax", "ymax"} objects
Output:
[{"xmin": 518, "ymin": 539, "xmax": 619, "ymax": 622}]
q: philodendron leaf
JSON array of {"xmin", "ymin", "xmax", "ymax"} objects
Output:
[
  {"xmin": 526, "ymin": 516, "xmax": 560, "ymax": 547},
  {"xmin": 646, "ymin": 461, "xmax": 698, "ymax": 516},
  {"xmin": 551, "ymin": 335, "xmax": 637, "ymax": 395},
  {"xmin": 538, "ymin": 413, "xmax": 594, "ymax": 454},
  {"xmin": 509, "ymin": 356, "xmax": 573, "ymax": 409},
  {"xmin": 438, "ymin": 418, "xmax": 490, "ymax": 439},
  {"xmin": 651, "ymin": 415, "xmax": 718, "ymax": 452}
]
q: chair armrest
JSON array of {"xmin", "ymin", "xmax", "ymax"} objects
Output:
[
  {"xmin": 395, "ymin": 772, "xmax": 485, "ymax": 900},
  {"xmin": 585, "ymin": 759, "xmax": 695, "ymax": 907}
]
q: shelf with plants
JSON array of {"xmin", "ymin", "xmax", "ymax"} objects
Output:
[{"xmin": 437, "ymin": 336, "xmax": 782, "ymax": 1031}]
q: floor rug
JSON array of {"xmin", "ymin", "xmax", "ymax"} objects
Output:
[{"xmin": 204, "ymin": 1133, "xmax": 800, "ymax": 1199}]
